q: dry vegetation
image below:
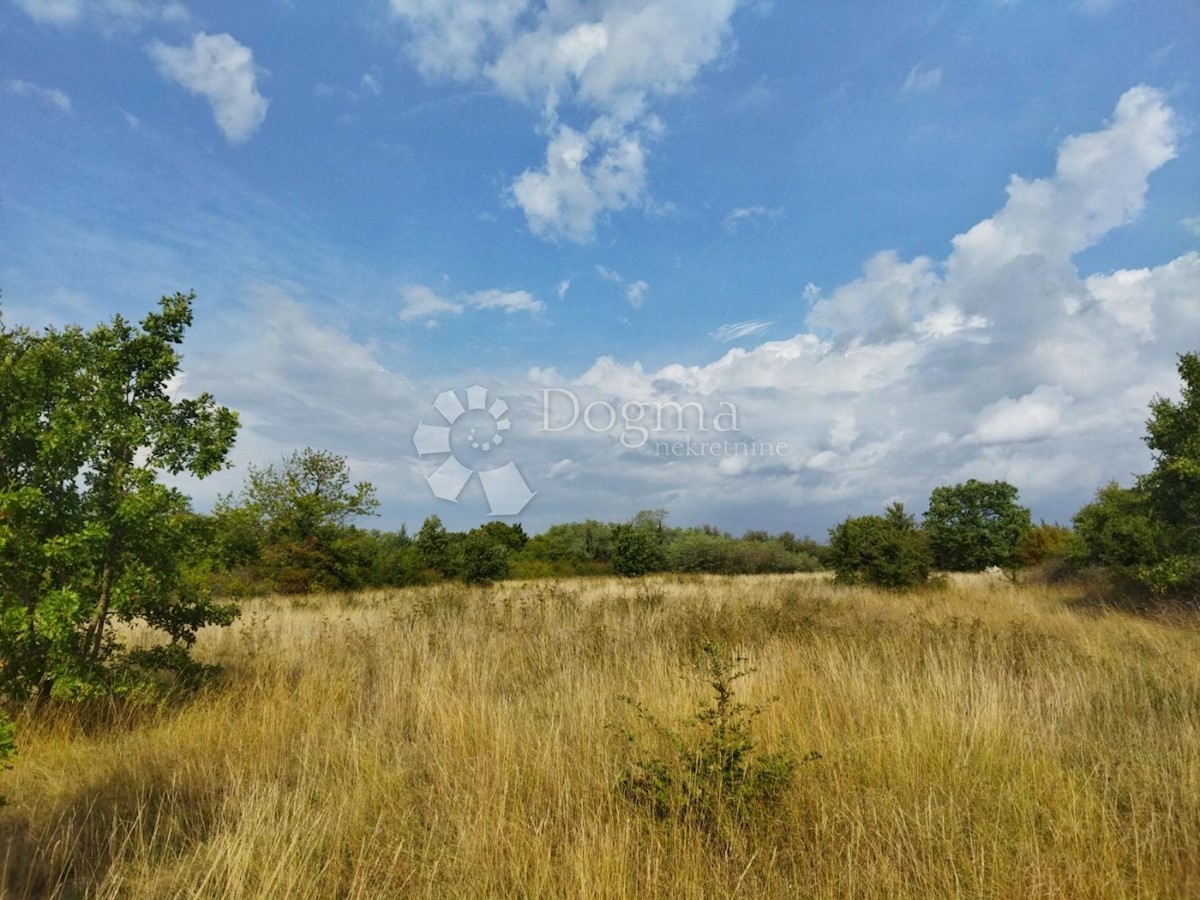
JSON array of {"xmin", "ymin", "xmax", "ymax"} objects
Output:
[{"xmin": 3, "ymin": 574, "xmax": 1200, "ymax": 898}]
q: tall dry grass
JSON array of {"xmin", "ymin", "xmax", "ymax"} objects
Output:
[{"xmin": 2, "ymin": 574, "xmax": 1199, "ymax": 898}]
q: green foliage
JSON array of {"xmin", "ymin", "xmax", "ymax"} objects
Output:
[
  {"xmin": 1072, "ymin": 483, "xmax": 1161, "ymax": 569},
  {"xmin": 0, "ymin": 294, "xmax": 239, "ymax": 703},
  {"xmin": 923, "ymin": 479, "xmax": 1032, "ymax": 571},
  {"xmin": 1015, "ymin": 521, "xmax": 1074, "ymax": 568},
  {"xmin": 665, "ymin": 530, "xmax": 820, "ymax": 575},
  {"xmin": 612, "ymin": 521, "xmax": 666, "ymax": 577},
  {"xmin": 828, "ymin": 503, "xmax": 932, "ymax": 589},
  {"xmin": 415, "ymin": 515, "xmax": 451, "ymax": 574},
  {"xmin": 220, "ymin": 448, "xmax": 379, "ymax": 594},
  {"xmin": 0, "ymin": 707, "xmax": 12, "ymax": 805},
  {"xmin": 457, "ymin": 529, "xmax": 511, "ymax": 585},
  {"xmin": 615, "ymin": 642, "xmax": 808, "ymax": 828}
]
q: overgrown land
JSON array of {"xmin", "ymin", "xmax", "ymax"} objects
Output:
[
  {"xmin": 4, "ymin": 296, "xmax": 1200, "ymax": 898},
  {"xmin": 3, "ymin": 574, "xmax": 1199, "ymax": 898}
]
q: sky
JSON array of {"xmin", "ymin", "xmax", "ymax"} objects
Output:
[{"xmin": 2, "ymin": 0, "xmax": 1199, "ymax": 537}]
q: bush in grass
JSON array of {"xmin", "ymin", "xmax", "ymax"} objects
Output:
[{"xmin": 827, "ymin": 503, "xmax": 932, "ymax": 589}]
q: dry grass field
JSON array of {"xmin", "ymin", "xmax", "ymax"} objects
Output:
[{"xmin": 2, "ymin": 574, "xmax": 1199, "ymax": 898}]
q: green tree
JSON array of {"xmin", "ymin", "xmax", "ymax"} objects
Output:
[
  {"xmin": 242, "ymin": 448, "xmax": 378, "ymax": 543},
  {"xmin": 827, "ymin": 503, "xmax": 932, "ymax": 589},
  {"xmin": 1138, "ymin": 352, "xmax": 1200, "ymax": 595},
  {"xmin": 234, "ymin": 448, "xmax": 379, "ymax": 593},
  {"xmin": 612, "ymin": 523, "xmax": 666, "ymax": 577},
  {"xmin": 0, "ymin": 294, "xmax": 240, "ymax": 702},
  {"xmin": 1072, "ymin": 483, "xmax": 1160, "ymax": 569},
  {"xmin": 458, "ymin": 529, "xmax": 511, "ymax": 585},
  {"xmin": 923, "ymin": 479, "xmax": 1032, "ymax": 571},
  {"xmin": 415, "ymin": 515, "xmax": 451, "ymax": 574}
]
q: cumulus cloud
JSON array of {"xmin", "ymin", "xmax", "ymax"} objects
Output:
[
  {"xmin": 390, "ymin": 0, "xmax": 741, "ymax": 242},
  {"xmin": 174, "ymin": 86, "xmax": 1199, "ymax": 534},
  {"xmin": 148, "ymin": 32, "xmax": 269, "ymax": 143},
  {"xmin": 949, "ymin": 85, "xmax": 1176, "ymax": 273},
  {"xmin": 3, "ymin": 79, "xmax": 72, "ymax": 113},
  {"xmin": 510, "ymin": 121, "xmax": 647, "ymax": 242},
  {"xmin": 509, "ymin": 85, "xmax": 1197, "ymax": 524}
]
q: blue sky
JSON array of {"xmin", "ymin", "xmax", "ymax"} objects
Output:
[{"xmin": 2, "ymin": 0, "xmax": 1199, "ymax": 536}]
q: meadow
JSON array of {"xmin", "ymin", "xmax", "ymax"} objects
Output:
[{"xmin": 2, "ymin": 574, "xmax": 1199, "ymax": 898}]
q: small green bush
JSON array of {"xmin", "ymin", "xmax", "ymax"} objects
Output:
[
  {"xmin": 827, "ymin": 503, "xmax": 932, "ymax": 589},
  {"xmin": 615, "ymin": 642, "xmax": 814, "ymax": 829}
]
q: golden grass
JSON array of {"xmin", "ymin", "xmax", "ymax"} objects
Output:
[{"xmin": 3, "ymin": 574, "xmax": 1200, "ymax": 898}]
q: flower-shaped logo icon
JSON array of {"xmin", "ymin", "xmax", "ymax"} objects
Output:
[{"xmin": 412, "ymin": 385, "xmax": 536, "ymax": 515}]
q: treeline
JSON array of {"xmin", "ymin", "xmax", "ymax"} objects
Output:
[
  {"xmin": 827, "ymin": 353, "xmax": 1200, "ymax": 599},
  {"xmin": 195, "ymin": 467, "xmax": 828, "ymax": 595}
]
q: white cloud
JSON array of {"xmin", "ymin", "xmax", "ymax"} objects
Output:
[
  {"xmin": 593, "ymin": 265, "xmax": 648, "ymax": 308},
  {"xmin": 3, "ymin": 79, "xmax": 72, "ymax": 113},
  {"xmin": 723, "ymin": 205, "xmax": 782, "ymax": 233},
  {"xmin": 710, "ymin": 320, "xmax": 772, "ymax": 343},
  {"xmin": 360, "ymin": 73, "xmax": 382, "ymax": 96},
  {"xmin": 148, "ymin": 32, "xmax": 269, "ymax": 143},
  {"xmin": 160, "ymin": 85, "xmax": 1198, "ymax": 534},
  {"xmin": 400, "ymin": 283, "xmax": 544, "ymax": 321},
  {"xmin": 625, "ymin": 280, "xmax": 649, "ymax": 309},
  {"xmin": 468, "ymin": 288, "xmax": 544, "ymax": 315},
  {"xmin": 595, "ymin": 264, "xmax": 623, "ymax": 284},
  {"xmin": 399, "ymin": 284, "xmax": 463, "ymax": 321},
  {"xmin": 557, "ymin": 279, "xmax": 571, "ymax": 299},
  {"xmin": 497, "ymin": 86, "xmax": 1197, "ymax": 524},
  {"xmin": 15, "ymin": 0, "xmax": 188, "ymax": 30},
  {"xmin": 510, "ymin": 122, "xmax": 647, "ymax": 243},
  {"xmin": 971, "ymin": 386, "xmax": 1073, "ymax": 445},
  {"xmin": 1183, "ymin": 216, "xmax": 1200, "ymax": 238},
  {"xmin": 949, "ymin": 85, "xmax": 1176, "ymax": 274},
  {"xmin": 390, "ymin": 0, "xmax": 741, "ymax": 242},
  {"xmin": 901, "ymin": 64, "xmax": 942, "ymax": 93}
]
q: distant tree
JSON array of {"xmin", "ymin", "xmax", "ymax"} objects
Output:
[
  {"xmin": 1072, "ymin": 483, "xmax": 1161, "ymax": 569},
  {"xmin": 415, "ymin": 515, "xmax": 451, "ymax": 574},
  {"xmin": 0, "ymin": 294, "xmax": 240, "ymax": 702},
  {"xmin": 458, "ymin": 529, "xmax": 511, "ymax": 585},
  {"xmin": 1015, "ymin": 521, "xmax": 1074, "ymax": 568},
  {"xmin": 231, "ymin": 448, "xmax": 378, "ymax": 593},
  {"xmin": 828, "ymin": 503, "xmax": 931, "ymax": 589},
  {"xmin": 612, "ymin": 523, "xmax": 666, "ymax": 577},
  {"xmin": 242, "ymin": 448, "xmax": 378, "ymax": 544},
  {"xmin": 923, "ymin": 480, "xmax": 1032, "ymax": 571},
  {"xmin": 478, "ymin": 521, "xmax": 528, "ymax": 553}
]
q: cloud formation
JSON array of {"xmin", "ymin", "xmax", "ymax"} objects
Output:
[
  {"xmin": 14, "ymin": 0, "xmax": 188, "ymax": 30},
  {"xmin": 177, "ymin": 86, "xmax": 1198, "ymax": 533},
  {"xmin": 148, "ymin": 32, "xmax": 269, "ymax": 143},
  {"xmin": 390, "ymin": 0, "xmax": 742, "ymax": 242},
  {"xmin": 3, "ymin": 79, "xmax": 72, "ymax": 113},
  {"xmin": 399, "ymin": 283, "xmax": 544, "ymax": 322}
]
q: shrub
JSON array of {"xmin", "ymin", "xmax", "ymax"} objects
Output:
[
  {"xmin": 828, "ymin": 503, "xmax": 932, "ymax": 589},
  {"xmin": 457, "ymin": 530, "xmax": 511, "ymax": 585},
  {"xmin": 615, "ymin": 642, "xmax": 811, "ymax": 828},
  {"xmin": 612, "ymin": 525, "xmax": 666, "ymax": 577}
]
